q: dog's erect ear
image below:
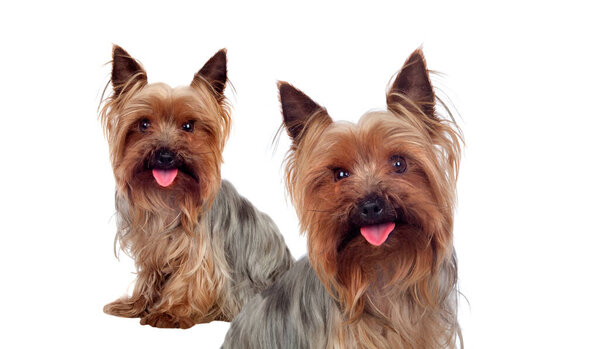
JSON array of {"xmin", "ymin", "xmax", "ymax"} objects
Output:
[
  {"xmin": 387, "ymin": 48, "xmax": 435, "ymax": 118},
  {"xmin": 111, "ymin": 45, "xmax": 147, "ymax": 96},
  {"xmin": 279, "ymin": 82, "xmax": 330, "ymax": 144},
  {"xmin": 192, "ymin": 49, "xmax": 227, "ymax": 98}
]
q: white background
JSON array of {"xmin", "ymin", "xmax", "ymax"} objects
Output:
[{"xmin": 1, "ymin": 1, "xmax": 598, "ymax": 348}]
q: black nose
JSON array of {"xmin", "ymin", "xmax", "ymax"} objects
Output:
[
  {"xmin": 352, "ymin": 195, "xmax": 395, "ymax": 227},
  {"xmin": 155, "ymin": 148, "xmax": 176, "ymax": 168},
  {"xmin": 359, "ymin": 198, "xmax": 384, "ymax": 221}
]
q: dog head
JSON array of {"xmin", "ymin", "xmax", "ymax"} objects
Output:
[{"xmin": 100, "ymin": 45, "xmax": 230, "ymax": 231}]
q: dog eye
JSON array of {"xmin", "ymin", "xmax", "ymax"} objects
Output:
[
  {"xmin": 182, "ymin": 121, "xmax": 195, "ymax": 133},
  {"xmin": 391, "ymin": 155, "xmax": 407, "ymax": 174},
  {"xmin": 138, "ymin": 119, "xmax": 151, "ymax": 132},
  {"xmin": 333, "ymin": 168, "xmax": 350, "ymax": 182}
]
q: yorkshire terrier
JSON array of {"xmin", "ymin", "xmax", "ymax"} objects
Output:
[
  {"xmin": 100, "ymin": 45, "xmax": 292, "ymax": 328},
  {"xmin": 223, "ymin": 48, "xmax": 462, "ymax": 347}
]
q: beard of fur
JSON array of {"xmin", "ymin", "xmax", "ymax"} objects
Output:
[
  {"xmin": 116, "ymin": 136, "xmax": 219, "ymax": 236},
  {"xmin": 285, "ymin": 105, "xmax": 462, "ymax": 347},
  {"xmin": 305, "ymin": 181, "xmax": 454, "ymax": 324}
]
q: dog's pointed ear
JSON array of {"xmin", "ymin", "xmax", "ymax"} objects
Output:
[
  {"xmin": 387, "ymin": 48, "xmax": 435, "ymax": 118},
  {"xmin": 192, "ymin": 49, "xmax": 227, "ymax": 98},
  {"xmin": 279, "ymin": 82, "xmax": 330, "ymax": 144},
  {"xmin": 111, "ymin": 45, "xmax": 147, "ymax": 96}
]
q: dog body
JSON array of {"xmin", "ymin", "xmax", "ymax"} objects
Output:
[
  {"xmin": 225, "ymin": 255, "xmax": 457, "ymax": 348},
  {"xmin": 223, "ymin": 49, "xmax": 462, "ymax": 347},
  {"xmin": 100, "ymin": 46, "xmax": 292, "ymax": 328}
]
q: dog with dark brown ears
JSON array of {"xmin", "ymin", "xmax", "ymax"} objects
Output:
[
  {"xmin": 100, "ymin": 46, "xmax": 292, "ymax": 328},
  {"xmin": 224, "ymin": 48, "xmax": 462, "ymax": 348}
]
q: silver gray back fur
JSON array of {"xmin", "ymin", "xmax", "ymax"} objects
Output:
[{"xmin": 207, "ymin": 180, "xmax": 294, "ymax": 310}]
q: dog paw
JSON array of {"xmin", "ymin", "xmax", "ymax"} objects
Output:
[
  {"xmin": 104, "ymin": 298, "xmax": 146, "ymax": 318},
  {"xmin": 140, "ymin": 312, "xmax": 195, "ymax": 329}
]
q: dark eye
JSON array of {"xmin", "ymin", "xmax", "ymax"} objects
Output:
[
  {"xmin": 333, "ymin": 168, "xmax": 350, "ymax": 182},
  {"xmin": 391, "ymin": 155, "xmax": 408, "ymax": 174},
  {"xmin": 138, "ymin": 118, "xmax": 151, "ymax": 132},
  {"xmin": 182, "ymin": 120, "xmax": 195, "ymax": 133}
]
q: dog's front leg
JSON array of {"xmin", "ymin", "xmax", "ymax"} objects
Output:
[{"xmin": 103, "ymin": 268, "xmax": 164, "ymax": 318}]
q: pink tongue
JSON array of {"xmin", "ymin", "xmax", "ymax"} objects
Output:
[
  {"xmin": 360, "ymin": 222, "xmax": 396, "ymax": 246},
  {"xmin": 152, "ymin": 169, "xmax": 178, "ymax": 187}
]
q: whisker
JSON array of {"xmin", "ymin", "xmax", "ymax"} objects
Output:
[{"xmin": 308, "ymin": 209, "xmax": 334, "ymax": 213}]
